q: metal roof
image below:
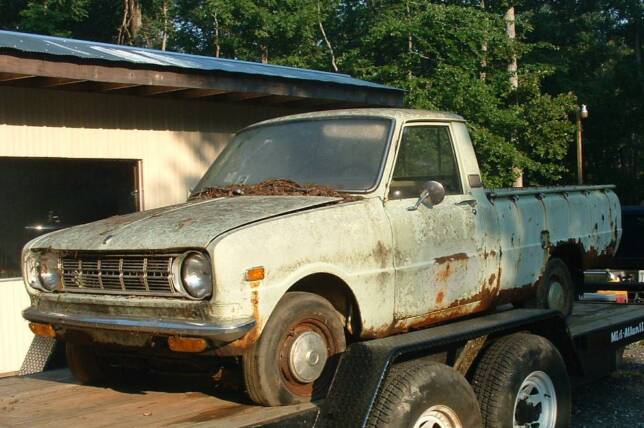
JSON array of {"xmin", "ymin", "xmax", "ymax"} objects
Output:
[{"xmin": 0, "ymin": 30, "xmax": 401, "ymax": 94}]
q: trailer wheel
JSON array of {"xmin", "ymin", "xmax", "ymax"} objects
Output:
[
  {"xmin": 242, "ymin": 292, "xmax": 346, "ymax": 406},
  {"xmin": 367, "ymin": 360, "xmax": 483, "ymax": 428},
  {"xmin": 535, "ymin": 258, "xmax": 574, "ymax": 317},
  {"xmin": 471, "ymin": 333, "xmax": 571, "ymax": 428},
  {"xmin": 66, "ymin": 343, "xmax": 106, "ymax": 384}
]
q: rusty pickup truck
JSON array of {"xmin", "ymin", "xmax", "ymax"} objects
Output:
[{"xmin": 21, "ymin": 109, "xmax": 621, "ymax": 406}]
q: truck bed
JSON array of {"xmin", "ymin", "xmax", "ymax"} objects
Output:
[{"xmin": 1, "ymin": 302, "xmax": 642, "ymax": 428}]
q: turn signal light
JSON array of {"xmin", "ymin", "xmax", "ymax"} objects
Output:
[
  {"xmin": 168, "ymin": 336, "xmax": 207, "ymax": 353},
  {"xmin": 29, "ymin": 322, "xmax": 56, "ymax": 337},
  {"xmin": 245, "ymin": 266, "xmax": 265, "ymax": 281}
]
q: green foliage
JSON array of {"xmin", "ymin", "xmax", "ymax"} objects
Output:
[
  {"xmin": 19, "ymin": 0, "xmax": 90, "ymax": 37},
  {"xmin": 1, "ymin": 0, "xmax": 640, "ymax": 196}
]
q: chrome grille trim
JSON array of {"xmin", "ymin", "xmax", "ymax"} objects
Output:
[{"xmin": 60, "ymin": 253, "xmax": 181, "ymax": 297}]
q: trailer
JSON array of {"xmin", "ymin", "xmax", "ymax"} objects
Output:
[{"xmin": 1, "ymin": 301, "xmax": 642, "ymax": 427}]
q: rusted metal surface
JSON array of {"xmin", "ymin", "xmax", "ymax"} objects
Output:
[
  {"xmin": 454, "ymin": 335, "xmax": 488, "ymax": 375},
  {"xmin": 21, "ymin": 108, "xmax": 622, "ymax": 361}
]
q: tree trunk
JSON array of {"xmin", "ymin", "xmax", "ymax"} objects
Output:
[
  {"xmin": 480, "ymin": 0, "xmax": 487, "ymax": 81},
  {"xmin": 317, "ymin": 1, "xmax": 338, "ymax": 72},
  {"xmin": 261, "ymin": 46, "xmax": 268, "ymax": 64},
  {"xmin": 505, "ymin": 6, "xmax": 519, "ymax": 90},
  {"xmin": 129, "ymin": 0, "xmax": 142, "ymax": 41},
  {"xmin": 506, "ymin": 5, "xmax": 523, "ymax": 187},
  {"xmin": 161, "ymin": 0, "xmax": 168, "ymax": 51},
  {"xmin": 213, "ymin": 12, "xmax": 220, "ymax": 57},
  {"xmin": 117, "ymin": 0, "xmax": 142, "ymax": 45}
]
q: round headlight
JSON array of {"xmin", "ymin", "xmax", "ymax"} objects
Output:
[
  {"xmin": 38, "ymin": 254, "xmax": 61, "ymax": 291},
  {"xmin": 181, "ymin": 253, "xmax": 212, "ymax": 299}
]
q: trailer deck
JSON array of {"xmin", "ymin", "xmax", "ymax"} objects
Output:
[{"xmin": 1, "ymin": 302, "xmax": 642, "ymax": 428}]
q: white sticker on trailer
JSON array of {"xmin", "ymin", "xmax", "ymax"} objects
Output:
[{"xmin": 610, "ymin": 321, "xmax": 644, "ymax": 343}]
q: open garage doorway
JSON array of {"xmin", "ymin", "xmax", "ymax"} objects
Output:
[{"xmin": 0, "ymin": 157, "xmax": 141, "ymax": 278}]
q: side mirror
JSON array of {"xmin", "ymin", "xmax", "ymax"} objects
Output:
[{"xmin": 407, "ymin": 181, "xmax": 445, "ymax": 211}]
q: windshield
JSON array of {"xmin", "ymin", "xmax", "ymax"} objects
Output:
[{"xmin": 192, "ymin": 117, "xmax": 392, "ymax": 194}]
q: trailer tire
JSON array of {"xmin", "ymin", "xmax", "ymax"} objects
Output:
[
  {"xmin": 471, "ymin": 333, "xmax": 571, "ymax": 428},
  {"xmin": 535, "ymin": 258, "xmax": 574, "ymax": 317},
  {"xmin": 367, "ymin": 360, "xmax": 483, "ymax": 428},
  {"xmin": 242, "ymin": 292, "xmax": 346, "ymax": 406},
  {"xmin": 66, "ymin": 343, "xmax": 106, "ymax": 384}
]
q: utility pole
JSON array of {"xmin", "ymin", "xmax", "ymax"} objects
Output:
[
  {"xmin": 576, "ymin": 104, "xmax": 589, "ymax": 185},
  {"xmin": 506, "ymin": 5, "xmax": 522, "ymax": 187}
]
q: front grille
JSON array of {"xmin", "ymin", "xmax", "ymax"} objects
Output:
[{"xmin": 60, "ymin": 253, "xmax": 179, "ymax": 297}]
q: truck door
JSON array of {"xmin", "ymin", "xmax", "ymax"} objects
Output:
[{"xmin": 384, "ymin": 123, "xmax": 498, "ymax": 324}]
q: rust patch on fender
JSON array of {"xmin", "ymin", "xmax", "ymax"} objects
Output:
[
  {"xmin": 436, "ymin": 291, "xmax": 445, "ymax": 305},
  {"xmin": 483, "ymin": 250, "xmax": 497, "ymax": 259},
  {"xmin": 213, "ymin": 281, "xmax": 261, "ymax": 357},
  {"xmin": 488, "ymin": 273, "xmax": 496, "ymax": 286},
  {"xmin": 434, "ymin": 253, "xmax": 469, "ymax": 264},
  {"xmin": 436, "ymin": 264, "xmax": 452, "ymax": 283}
]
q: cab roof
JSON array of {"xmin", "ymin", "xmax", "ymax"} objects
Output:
[{"xmin": 250, "ymin": 108, "xmax": 466, "ymax": 128}]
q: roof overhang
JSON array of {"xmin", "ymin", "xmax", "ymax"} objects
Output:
[{"xmin": 0, "ymin": 31, "xmax": 404, "ymax": 109}]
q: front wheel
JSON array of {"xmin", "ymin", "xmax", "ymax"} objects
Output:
[
  {"xmin": 66, "ymin": 342, "xmax": 107, "ymax": 384},
  {"xmin": 471, "ymin": 333, "xmax": 571, "ymax": 428},
  {"xmin": 242, "ymin": 292, "xmax": 346, "ymax": 406},
  {"xmin": 367, "ymin": 360, "xmax": 483, "ymax": 428}
]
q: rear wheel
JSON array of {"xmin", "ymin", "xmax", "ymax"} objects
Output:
[
  {"xmin": 368, "ymin": 360, "xmax": 483, "ymax": 428},
  {"xmin": 471, "ymin": 333, "xmax": 571, "ymax": 428},
  {"xmin": 534, "ymin": 258, "xmax": 574, "ymax": 317},
  {"xmin": 242, "ymin": 292, "xmax": 346, "ymax": 406}
]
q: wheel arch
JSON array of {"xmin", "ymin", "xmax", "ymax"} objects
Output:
[
  {"xmin": 288, "ymin": 272, "xmax": 363, "ymax": 339},
  {"xmin": 549, "ymin": 241, "xmax": 584, "ymax": 287}
]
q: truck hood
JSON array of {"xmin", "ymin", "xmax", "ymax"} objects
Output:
[{"xmin": 30, "ymin": 196, "xmax": 341, "ymax": 251}]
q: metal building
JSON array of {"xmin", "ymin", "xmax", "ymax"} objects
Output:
[{"xmin": 0, "ymin": 30, "xmax": 403, "ymax": 375}]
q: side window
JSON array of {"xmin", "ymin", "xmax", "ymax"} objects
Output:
[{"xmin": 389, "ymin": 126, "xmax": 462, "ymax": 199}]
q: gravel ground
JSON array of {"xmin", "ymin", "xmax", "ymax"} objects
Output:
[{"xmin": 572, "ymin": 342, "xmax": 644, "ymax": 427}]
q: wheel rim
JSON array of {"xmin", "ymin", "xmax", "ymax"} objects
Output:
[
  {"xmin": 413, "ymin": 405, "xmax": 463, "ymax": 428},
  {"xmin": 288, "ymin": 331, "xmax": 328, "ymax": 383},
  {"xmin": 547, "ymin": 279, "xmax": 565, "ymax": 312},
  {"xmin": 513, "ymin": 370, "xmax": 557, "ymax": 428},
  {"xmin": 278, "ymin": 318, "xmax": 336, "ymax": 396}
]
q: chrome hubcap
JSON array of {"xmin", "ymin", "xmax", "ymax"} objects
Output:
[
  {"xmin": 414, "ymin": 405, "xmax": 462, "ymax": 428},
  {"xmin": 513, "ymin": 371, "xmax": 557, "ymax": 428},
  {"xmin": 288, "ymin": 331, "xmax": 328, "ymax": 383},
  {"xmin": 547, "ymin": 281, "xmax": 565, "ymax": 312}
]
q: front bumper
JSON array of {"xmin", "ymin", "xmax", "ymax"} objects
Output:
[{"xmin": 23, "ymin": 307, "xmax": 255, "ymax": 343}]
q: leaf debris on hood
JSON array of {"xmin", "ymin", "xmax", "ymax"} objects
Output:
[{"xmin": 192, "ymin": 179, "xmax": 361, "ymax": 201}]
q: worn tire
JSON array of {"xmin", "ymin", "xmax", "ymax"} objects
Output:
[
  {"xmin": 535, "ymin": 258, "xmax": 574, "ymax": 317},
  {"xmin": 471, "ymin": 333, "xmax": 571, "ymax": 428},
  {"xmin": 367, "ymin": 360, "xmax": 483, "ymax": 428},
  {"xmin": 242, "ymin": 291, "xmax": 346, "ymax": 406},
  {"xmin": 66, "ymin": 342, "xmax": 106, "ymax": 384}
]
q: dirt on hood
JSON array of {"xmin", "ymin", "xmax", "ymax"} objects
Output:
[{"xmin": 192, "ymin": 179, "xmax": 361, "ymax": 201}]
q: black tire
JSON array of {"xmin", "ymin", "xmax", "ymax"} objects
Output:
[
  {"xmin": 471, "ymin": 333, "xmax": 571, "ymax": 428},
  {"xmin": 242, "ymin": 291, "xmax": 346, "ymax": 406},
  {"xmin": 367, "ymin": 360, "xmax": 483, "ymax": 428},
  {"xmin": 66, "ymin": 342, "xmax": 106, "ymax": 384},
  {"xmin": 535, "ymin": 258, "xmax": 574, "ymax": 317}
]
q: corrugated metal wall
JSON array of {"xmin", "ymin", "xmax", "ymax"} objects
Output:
[{"xmin": 0, "ymin": 86, "xmax": 305, "ymax": 374}]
